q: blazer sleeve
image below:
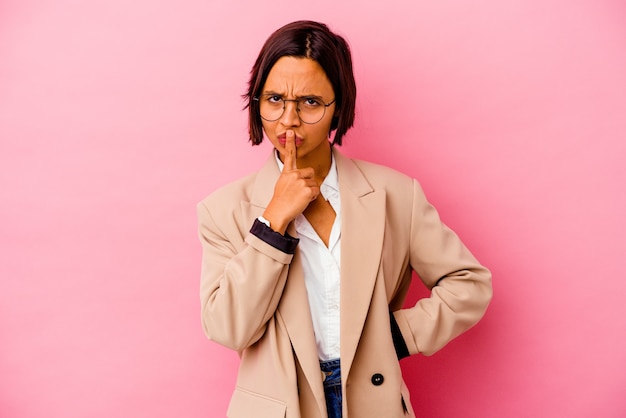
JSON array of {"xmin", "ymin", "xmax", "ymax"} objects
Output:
[
  {"xmin": 197, "ymin": 200, "xmax": 293, "ymax": 352},
  {"xmin": 392, "ymin": 179, "xmax": 493, "ymax": 356}
]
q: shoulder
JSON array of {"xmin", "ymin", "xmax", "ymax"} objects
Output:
[
  {"xmin": 344, "ymin": 155, "xmax": 417, "ymax": 192},
  {"xmin": 196, "ymin": 171, "xmax": 263, "ymax": 241},
  {"xmin": 336, "ymin": 153, "xmax": 430, "ymax": 215},
  {"xmin": 352, "ymin": 158, "xmax": 411, "ymax": 181},
  {"xmin": 198, "ymin": 171, "xmax": 258, "ymax": 212}
]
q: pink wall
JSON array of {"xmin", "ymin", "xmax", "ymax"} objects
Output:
[{"xmin": 1, "ymin": 0, "xmax": 625, "ymax": 417}]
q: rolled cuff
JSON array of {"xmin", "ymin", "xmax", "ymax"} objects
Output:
[
  {"xmin": 391, "ymin": 310, "xmax": 420, "ymax": 356},
  {"xmin": 249, "ymin": 218, "xmax": 299, "ymax": 255},
  {"xmin": 390, "ymin": 311, "xmax": 411, "ymax": 360}
]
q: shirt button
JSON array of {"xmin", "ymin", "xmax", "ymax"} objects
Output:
[{"xmin": 371, "ymin": 373, "xmax": 384, "ymax": 386}]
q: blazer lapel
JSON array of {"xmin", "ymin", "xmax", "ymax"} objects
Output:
[
  {"xmin": 245, "ymin": 152, "xmax": 327, "ymax": 414},
  {"xmin": 248, "ymin": 153, "xmax": 280, "ymax": 213},
  {"xmin": 334, "ymin": 150, "xmax": 387, "ymax": 380}
]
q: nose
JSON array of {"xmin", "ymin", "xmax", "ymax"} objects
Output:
[{"xmin": 279, "ymin": 100, "xmax": 301, "ymax": 127}]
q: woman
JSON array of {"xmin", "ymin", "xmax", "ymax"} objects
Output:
[{"xmin": 198, "ymin": 20, "xmax": 492, "ymax": 418}]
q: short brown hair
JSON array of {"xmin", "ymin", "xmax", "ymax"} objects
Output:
[{"xmin": 244, "ymin": 21, "xmax": 357, "ymax": 146}]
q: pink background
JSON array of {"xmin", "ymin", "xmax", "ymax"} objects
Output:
[{"xmin": 2, "ymin": 0, "xmax": 625, "ymax": 417}]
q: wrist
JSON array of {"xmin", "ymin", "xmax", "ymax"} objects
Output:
[
  {"xmin": 261, "ymin": 211, "xmax": 289, "ymax": 235},
  {"xmin": 257, "ymin": 215, "xmax": 271, "ymax": 228}
]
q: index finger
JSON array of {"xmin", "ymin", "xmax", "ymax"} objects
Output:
[{"xmin": 283, "ymin": 130, "xmax": 297, "ymax": 171}]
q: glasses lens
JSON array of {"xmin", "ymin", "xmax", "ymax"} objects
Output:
[
  {"xmin": 258, "ymin": 95, "xmax": 284, "ymax": 122},
  {"xmin": 258, "ymin": 96, "xmax": 327, "ymax": 124},
  {"xmin": 297, "ymin": 98, "xmax": 325, "ymax": 124}
]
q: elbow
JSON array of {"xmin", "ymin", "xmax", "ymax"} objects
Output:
[
  {"xmin": 202, "ymin": 317, "xmax": 247, "ymax": 352},
  {"xmin": 478, "ymin": 267, "xmax": 493, "ymax": 313},
  {"xmin": 201, "ymin": 305, "xmax": 264, "ymax": 352},
  {"xmin": 465, "ymin": 269, "xmax": 493, "ymax": 325},
  {"xmin": 465, "ymin": 267, "xmax": 493, "ymax": 320},
  {"xmin": 445, "ymin": 267, "xmax": 493, "ymax": 324}
]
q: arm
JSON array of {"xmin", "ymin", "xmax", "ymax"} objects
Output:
[
  {"xmin": 199, "ymin": 131, "xmax": 318, "ymax": 351},
  {"xmin": 198, "ymin": 202, "xmax": 297, "ymax": 351},
  {"xmin": 392, "ymin": 179, "xmax": 493, "ymax": 357}
]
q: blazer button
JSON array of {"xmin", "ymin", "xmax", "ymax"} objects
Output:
[{"xmin": 371, "ymin": 373, "xmax": 384, "ymax": 386}]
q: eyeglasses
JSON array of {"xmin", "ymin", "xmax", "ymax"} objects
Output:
[{"xmin": 253, "ymin": 94, "xmax": 336, "ymax": 124}]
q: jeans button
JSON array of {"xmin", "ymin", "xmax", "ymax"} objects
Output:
[{"xmin": 371, "ymin": 373, "xmax": 384, "ymax": 386}]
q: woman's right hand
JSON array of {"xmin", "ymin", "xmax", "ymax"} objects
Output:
[{"xmin": 262, "ymin": 130, "xmax": 320, "ymax": 234}]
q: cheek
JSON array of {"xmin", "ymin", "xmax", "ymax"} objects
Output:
[
  {"xmin": 317, "ymin": 117, "xmax": 334, "ymax": 136},
  {"xmin": 261, "ymin": 120, "xmax": 275, "ymax": 138},
  {"xmin": 261, "ymin": 121, "xmax": 284, "ymax": 148},
  {"xmin": 306, "ymin": 125, "xmax": 331, "ymax": 142}
]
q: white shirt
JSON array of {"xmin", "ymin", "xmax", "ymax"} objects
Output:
[{"xmin": 276, "ymin": 152, "xmax": 342, "ymax": 361}]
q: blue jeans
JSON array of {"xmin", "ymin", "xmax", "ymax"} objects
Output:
[{"xmin": 320, "ymin": 359, "xmax": 342, "ymax": 418}]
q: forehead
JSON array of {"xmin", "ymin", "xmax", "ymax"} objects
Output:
[{"xmin": 263, "ymin": 56, "xmax": 334, "ymax": 96}]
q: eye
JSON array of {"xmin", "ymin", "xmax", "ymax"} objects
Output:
[
  {"xmin": 301, "ymin": 97, "xmax": 322, "ymax": 108},
  {"xmin": 264, "ymin": 94, "xmax": 283, "ymax": 105}
]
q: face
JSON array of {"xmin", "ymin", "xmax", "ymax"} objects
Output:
[{"xmin": 260, "ymin": 56, "xmax": 336, "ymax": 166}]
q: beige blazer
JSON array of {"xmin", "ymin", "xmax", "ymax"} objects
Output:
[{"xmin": 198, "ymin": 148, "xmax": 492, "ymax": 418}]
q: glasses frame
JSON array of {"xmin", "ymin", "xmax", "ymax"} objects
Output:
[{"xmin": 253, "ymin": 95, "xmax": 336, "ymax": 125}]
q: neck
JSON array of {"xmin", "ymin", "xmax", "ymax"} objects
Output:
[{"xmin": 300, "ymin": 142, "xmax": 332, "ymax": 185}]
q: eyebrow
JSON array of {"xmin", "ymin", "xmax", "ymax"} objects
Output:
[{"xmin": 261, "ymin": 91, "xmax": 325, "ymax": 100}]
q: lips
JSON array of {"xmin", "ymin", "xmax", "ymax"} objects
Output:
[{"xmin": 277, "ymin": 133, "xmax": 303, "ymax": 146}]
